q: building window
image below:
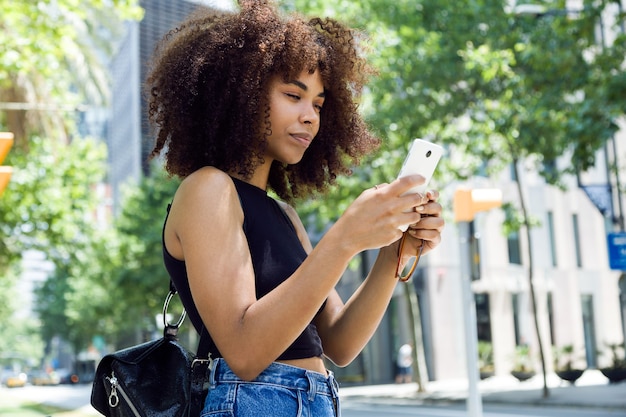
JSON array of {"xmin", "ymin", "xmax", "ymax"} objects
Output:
[
  {"xmin": 507, "ymin": 230, "xmax": 522, "ymax": 265},
  {"xmin": 547, "ymin": 211, "xmax": 557, "ymax": 267},
  {"xmin": 470, "ymin": 221, "xmax": 481, "ymax": 281},
  {"xmin": 547, "ymin": 292, "xmax": 555, "ymax": 347},
  {"xmin": 572, "ymin": 214, "xmax": 582, "ymax": 267},
  {"xmin": 512, "ymin": 293, "xmax": 521, "ymax": 346},
  {"xmin": 475, "ymin": 293, "xmax": 491, "ymax": 342},
  {"xmin": 581, "ymin": 295, "xmax": 598, "ymax": 368}
]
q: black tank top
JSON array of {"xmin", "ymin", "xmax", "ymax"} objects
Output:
[{"xmin": 162, "ymin": 177, "xmax": 324, "ymax": 360}]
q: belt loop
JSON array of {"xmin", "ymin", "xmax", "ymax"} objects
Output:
[
  {"xmin": 328, "ymin": 371, "xmax": 339, "ymax": 393},
  {"xmin": 305, "ymin": 371, "xmax": 317, "ymax": 402},
  {"xmin": 209, "ymin": 357, "xmax": 220, "ymax": 388},
  {"xmin": 327, "ymin": 371, "xmax": 340, "ymax": 416}
]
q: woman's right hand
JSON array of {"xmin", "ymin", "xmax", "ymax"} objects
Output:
[{"xmin": 333, "ymin": 174, "xmax": 430, "ymax": 253}]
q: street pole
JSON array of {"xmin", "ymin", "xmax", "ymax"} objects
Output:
[
  {"xmin": 454, "ymin": 188, "xmax": 502, "ymax": 417},
  {"xmin": 458, "ymin": 220, "xmax": 483, "ymax": 417}
]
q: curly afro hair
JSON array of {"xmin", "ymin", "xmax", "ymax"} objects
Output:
[{"xmin": 146, "ymin": 0, "xmax": 380, "ymax": 202}]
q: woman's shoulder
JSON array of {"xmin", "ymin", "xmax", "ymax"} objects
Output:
[
  {"xmin": 182, "ymin": 166, "xmax": 232, "ymax": 188},
  {"xmin": 165, "ymin": 167, "xmax": 241, "ymax": 259},
  {"xmin": 174, "ymin": 167, "xmax": 239, "ymax": 210}
]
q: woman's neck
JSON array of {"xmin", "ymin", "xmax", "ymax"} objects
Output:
[{"xmin": 229, "ymin": 161, "xmax": 271, "ymax": 190}]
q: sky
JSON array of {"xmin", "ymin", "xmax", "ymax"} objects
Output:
[{"xmin": 192, "ymin": 0, "xmax": 235, "ymax": 10}]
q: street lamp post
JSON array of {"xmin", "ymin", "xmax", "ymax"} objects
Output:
[{"xmin": 454, "ymin": 188, "xmax": 502, "ymax": 417}]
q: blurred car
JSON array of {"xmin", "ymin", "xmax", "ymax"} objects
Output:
[
  {"xmin": 30, "ymin": 370, "xmax": 60, "ymax": 386},
  {"xmin": 56, "ymin": 368, "xmax": 79, "ymax": 384},
  {"xmin": 1, "ymin": 370, "xmax": 27, "ymax": 388}
]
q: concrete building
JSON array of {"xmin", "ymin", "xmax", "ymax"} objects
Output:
[
  {"xmin": 107, "ymin": 0, "xmax": 228, "ymax": 212},
  {"xmin": 424, "ymin": 150, "xmax": 625, "ymax": 380}
]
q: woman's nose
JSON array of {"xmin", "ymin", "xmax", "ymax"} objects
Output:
[{"xmin": 300, "ymin": 104, "xmax": 319, "ymax": 126}]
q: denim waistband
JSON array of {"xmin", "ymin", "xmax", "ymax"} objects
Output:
[{"xmin": 210, "ymin": 358, "xmax": 339, "ymax": 398}]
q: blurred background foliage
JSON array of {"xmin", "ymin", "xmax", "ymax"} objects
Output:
[
  {"xmin": 293, "ymin": 0, "xmax": 626, "ymax": 226},
  {"xmin": 0, "ymin": 0, "xmax": 144, "ymax": 363},
  {"xmin": 0, "ymin": 0, "xmax": 624, "ymax": 366}
]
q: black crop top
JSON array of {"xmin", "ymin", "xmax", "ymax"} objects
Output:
[{"xmin": 162, "ymin": 177, "xmax": 324, "ymax": 360}]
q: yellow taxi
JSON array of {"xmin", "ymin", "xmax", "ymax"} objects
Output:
[{"xmin": 2, "ymin": 371, "xmax": 27, "ymax": 388}]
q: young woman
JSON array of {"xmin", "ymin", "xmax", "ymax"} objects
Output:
[{"xmin": 145, "ymin": 1, "xmax": 444, "ymax": 416}]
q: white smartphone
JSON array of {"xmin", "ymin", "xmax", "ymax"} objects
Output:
[
  {"xmin": 396, "ymin": 139, "xmax": 443, "ymax": 231},
  {"xmin": 397, "ymin": 138, "xmax": 443, "ymax": 196}
]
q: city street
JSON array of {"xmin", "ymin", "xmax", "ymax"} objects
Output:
[
  {"xmin": 0, "ymin": 384, "xmax": 98, "ymax": 416},
  {"xmin": 2, "ymin": 380, "xmax": 626, "ymax": 417},
  {"xmin": 342, "ymin": 401, "xmax": 626, "ymax": 417}
]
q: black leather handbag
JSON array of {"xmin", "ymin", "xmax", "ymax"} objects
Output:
[{"xmin": 91, "ymin": 287, "xmax": 210, "ymax": 417}]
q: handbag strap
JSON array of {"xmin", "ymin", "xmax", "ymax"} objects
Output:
[
  {"xmin": 164, "ymin": 204, "xmax": 212, "ymax": 361},
  {"xmin": 164, "ymin": 280, "xmax": 211, "ymax": 413},
  {"xmin": 196, "ymin": 327, "xmax": 210, "ymax": 359},
  {"xmin": 166, "ymin": 280, "xmax": 211, "ymax": 360}
]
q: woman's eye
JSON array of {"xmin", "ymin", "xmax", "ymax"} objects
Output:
[{"xmin": 285, "ymin": 93, "xmax": 300, "ymax": 100}]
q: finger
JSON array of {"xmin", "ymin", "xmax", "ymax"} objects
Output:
[
  {"xmin": 392, "ymin": 174, "xmax": 427, "ymax": 196},
  {"xmin": 408, "ymin": 218, "xmax": 445, "ymax": 237},
  {"xmin": 398, "ymin": 191, "xmax": 429, "ymax": 214},
  {"xmin": 371, "ymin": 182, "xmax": 389, "ymax": 191},
  {"xmin": 425, "ymin": 189, "xmax": 440, "ymax": 201},
  {"xmin": 400, "ymin": 202, "xmax": 442, "ymax": 223},
  {"xmin": 417, "ymin": 200, "xmax": 442, "ymax": 217},
  {"xmin": 408, "ymin": 229, "xmax": 442, "ymax": 252}
]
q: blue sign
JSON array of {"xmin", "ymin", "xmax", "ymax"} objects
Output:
[{"xmin": 607, "ymin": 232, "xmax": 626, "ymax": 270}]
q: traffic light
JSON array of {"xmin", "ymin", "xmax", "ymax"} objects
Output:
[
  {"xmin": 453, "ymin": 188, "xmax": 503, "ymax": 222},
  {"xmin": 0, "ymin": 132, "xmax": 14, "ymax": 196}
]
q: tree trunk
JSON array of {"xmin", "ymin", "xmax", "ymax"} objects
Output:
[
  {"xmin": 512, "ymin": 157, "xmax": 549, "ymax": 398},
  {"xmin": 404, "ymin": 281, "xmax": 428, "ymax": 392}
]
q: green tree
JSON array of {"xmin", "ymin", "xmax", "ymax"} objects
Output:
[
  {"xmin": 35, "ymin": 165, "xmax": 181, "ymax": 354},
  {"xmin": 0, "ymin": 0, "xmax": 143, "ymax": 362},
  {"xmin": 35, "ymin": 227, "xmax": 123, "ymax": 355},
  {"xmin": 2, "ymin": 136, "xmax": 108, "ymax": 360},
  {"xmin": 104, "ymin": 166, "xmax": 181, "ymax": 348},
  {"xmin": 293, "ymin": 0, "xmax": 623, "ymax": 187},
  {"xmin": 0, "ymin": 0, "xmax": 143, "ymax": 143},
  {"xmin": 293, "ymin": 0, "xmax": 626, "ymax": 397}
]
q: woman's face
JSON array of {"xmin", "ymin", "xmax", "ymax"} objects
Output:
[{"xmin": 264, "ymin": 70, "xmax": 325, "ymax": 165}]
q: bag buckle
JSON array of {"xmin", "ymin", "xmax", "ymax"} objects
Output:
[{"xmin": 192, "ymin": 355, "xmax": 212, "ymax": 370}]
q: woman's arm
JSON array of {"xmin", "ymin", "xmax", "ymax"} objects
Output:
[
  {"xmin": 315, "ymin": 192, "xmax": 444, "ymax": 366},
  {"xmin": 284, "ymin": 184, "xmax": 444, "ymax": 367},
  {"xmin": 167, "ymin": 168, "xmax": 433, "ymax": 380}
]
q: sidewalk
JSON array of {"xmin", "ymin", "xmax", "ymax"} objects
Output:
[
  {"xmin": 2, "ymin": 370, "xmax": 624, "ymax": 415},
  {"xmin": 338, "ymin": 370, "xmax": 626, "ymax": 411}
]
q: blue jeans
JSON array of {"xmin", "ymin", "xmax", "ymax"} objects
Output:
[{"xmin": 201, "ymin": 358, "xmax": 341, "ymax": 417}]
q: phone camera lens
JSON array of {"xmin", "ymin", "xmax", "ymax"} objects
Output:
[{"xmin": 426, "ymin": 150, "xmax": 432, "ymax": 157}]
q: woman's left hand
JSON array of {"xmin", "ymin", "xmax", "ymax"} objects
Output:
[{"xmin": 396, "ymin": 189, "xmax": 444, "ymax": 261}]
